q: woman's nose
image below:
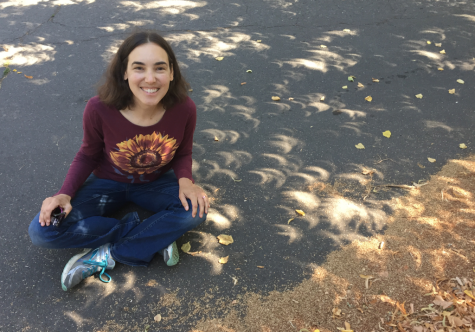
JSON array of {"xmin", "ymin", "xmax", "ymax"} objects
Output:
[{"xmin": 144, "ymin": 70, "xmax": 156, "ymax": 83}]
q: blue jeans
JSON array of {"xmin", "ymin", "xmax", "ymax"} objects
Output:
[{"xmin": 28, "ymin": 171, "xmax": 206, "ymax": 266}]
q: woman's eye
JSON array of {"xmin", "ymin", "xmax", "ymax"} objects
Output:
[{"xmin": 134, "ymin": 67, "xmax": 143, "ymax": 71}]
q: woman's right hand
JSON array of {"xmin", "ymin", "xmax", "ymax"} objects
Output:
[{"xmin": 39, "ymin": 194, "xmax": 72, "ymax": 227}]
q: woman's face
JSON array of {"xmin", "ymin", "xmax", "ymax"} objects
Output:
[{"xmin": 123, "ymin": 42, "xmax": 174, "ymax": 110}]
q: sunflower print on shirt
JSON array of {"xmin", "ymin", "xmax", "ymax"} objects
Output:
[{"xmin": 110, "ymin": 132, "xmax": 179, "ymax": 175}]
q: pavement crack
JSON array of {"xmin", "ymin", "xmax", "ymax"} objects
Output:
[{"xmin": 3, "ymin": 5, "xmax": 61, "ymax": 44}]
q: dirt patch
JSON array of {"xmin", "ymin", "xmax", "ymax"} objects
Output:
[{"xmin": 193, "ymin": 154, "xmax": 475, "ymax": 331}]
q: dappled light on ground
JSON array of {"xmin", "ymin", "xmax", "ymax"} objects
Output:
[{"xmin": 193, "ymin": 155, "xmax": 475, "ymax": 332}]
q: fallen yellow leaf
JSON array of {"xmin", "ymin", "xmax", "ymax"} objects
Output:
[
  {"xmin": 288, "ymin": 97, "xmax": 294, "ymax": 101},
  {"xmin": 355, "ymin": 143, "xmax": 365, "ymax": 149},
  {"xmin": 435, "ymin": 43, "xmax": 442, "ymax": 47},
  {"xmin": 215, "ymin": 56, "xmax": 224, "ymax": 61},
  {"xmin": 241, "ymin": 82, "xmax": 246, "ymax": 85},
  {"xmin": 246, "ymin": 69, "xmax": 252, "ymax": 73},
  {"xmin": 440, "ymin": 49, "xmax": 446, "ymax": 54},
  {"xmin": 217, "ymin": 234, "xmax": 234, "ymax": 245},
  {"xmin": 342, "ymin": 85, "xmax": 348, "ymax": 89},
  {"xmin": 359, "ymin": 274, "xmax": 373, "ymax": 279},
  {"xmin": 448, "ymin": 89, "xmax": 455, "ymax": 94},
  {"xmin": 181, "ymin": 242, "xmax": 191, "ymax": 253},
  {"xmin": 219, "ymin": 256, "xmax": 229, "ymax": 264},
  {"xmin": 365, "ymin": 96, "xmax": 372, "ymax": 102},
  {"xmin": 343, "ymin": 29, "xmax": 351, "ymax": 32},
  {"xmin": 17, "ymin": 72, "xmax": 22, "ymax": 74},
  {"xmin": 271, "ymin": 96, "xmax": 281, "ymax": 101},
  {"xmin": 257, "ymin": 266, "xmax": 264, "ymax": 268},
  {"xmin": 427, "ymin": 40, "xmax": 431, "ymax": 44},
  {"xmin": 417, "ymin": 163, "xmax": 425, "ymax": 169},
  {"xmin": 438, "ymin": 67, "xmax": 444, "ymax": 71},
  {"xmin": 457, "ymin": 79, "xmax": 465, "ymax": 84},
  {"xmin": 465, "ymin": 290, "xmax": 475, "ymax": 300},
  {"xmin": 345, "ymin": 322, "xmax": 351, "ymax": 330},
  {"xmin": 320, "ymin": 45, "xmax": 327, "ymax": 48},
  {"xmin": 428, "ymin": 157, "xmax": 436, "ymax": 163},
  {"xmin": 372, "ymin": 78, "xmax": 379, "ymax": 82},
  {"xmin": 188, "ymin": 89, "xmax": 193, "ymax": 92},
  {"xmin": 256, "ymin": 40, "xmax": 262, "ymax": 43},
  {"xmin": 415, "ymin": 94, "xmax": 423, "ymax": 99},
  {"xmin": 154, "ymin": 314, "xmax": 162, "ymax": 322},
  {"xmin": 12, "ymin": 69, "xmax": 17, "ymax": 72},
  {"xmin": 214, "ymin": 136, "xmax": 219, "ymax": 141},
  {"xmin": 357, "ymin": 82, "xmax": 364, "ymax": 88},
  {"xmin": 320, "ymin": 96, "xmax": 325, "ymax": 101},
  {"xmin": 460, "ymin": 143, "xmax": 467, "ymax": 149},
  {"xmin": 382, "ymin": 130, "xmax": 391, "ymax": 138},
  {"xmin": 287, "ymin": 218, "xmax": 295, "ymax": 224},
  {"xmin": 24, "ymin": 75, "xmax": 33, "ymax": 79},
  {"xmin": 295, "ymin": 209, "xmax": 305, "ymax": 216}
]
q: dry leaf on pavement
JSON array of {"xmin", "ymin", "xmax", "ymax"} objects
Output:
[
  {"xmin": 295, "ymin": 209, "xmax": 305, "ymax": 216},
  {"xmin": 460, "ymin": 143, "xmax": 467, "ymax": 149},
  {"xmin": 256, "ymin": 40, "xmax": 262, "ymax": 43},
  {"xmin": 287, "ymin": 218, "xmax": 295, "ymax": 224},
  {"xmin": 348, "ymin": 76, "xmax": 355, "ymax": 82},
  {"xmin": 415, "ymin": 94, "xmax": 423, "ymax": 99},
  {"xmin": 214, "ymin": 136, "xmax": 219, "ymax": 141},
  {"xmin": 219, "ymin": 256, "xmax": 229, "ymax": 264},
  {"xmin": 448, "ymin": 89, "xmax": 455, "ymax": 94},
  {"xmin": 355, "ymin": 143, "xmax": 365, "ymax": 149},
  {"xmin": 382, "ymin": 130, "xmax": 391, "ymax": 138},
  {"xmin": 257, "ymin": 266, "xmax": 264, "ymax": 268},
  {"xmin": 320, "ymin": 96, "xmax": 325, "ymax": 101},
  {"xmin": 438, "ymin": 67, "xmax": 444, "ymax": 71},
  {"xmin": 342, "ymin": 85, "xmax": 348, "ymax": 89},
  {"xmin": 357, "ymin": 82, "xmax": 364, "ymax": 88},
  {"xmin": 435, "ymin": 43, "xmax": 442, "ymax": 47},
  {"xmin": 343, "ymin": 29, "xmax": 351, "ymax": 32},
  {"xmin": 271, "ymin": 96, "xmax": 281, "ymax": 101},
  {"xmin": 320, "ymin": 45, "xmax": 327, "ymax": 48},
  {"xmin": 215, "ymin": 57, "xmax": 224, "ymax": 61},
  {"xmin": 457, "ymin": 79, "xmax": 465, "ymax": 84},
  {"xmin": 365, "ymin": 96, "xmax": 372, "ymax": 102},
  {"xmin": 181, "ymin": 242, "xmax": 191, "ymax": 253},
  {"xmin": 332, "ymin": 307, "xmax": 341, "ymax": 318},
  {"xmin": 440, "ymin": 49, "xmax": 446, "ymax": 54},
  {"xmin": 426, "ymin": 40, "xmax": 431, "ymax": 44},
  {"xmin": 433, "ymin": 295, "xmax": 453, "ymax": 309},
  {"xmin": 417, "ymin": 163, "xmax": 425, "ymax": 168},
  {"xmin": 372, "ymin": 78, "xmax": 379, "ymax": 82},
  {"xmin": 217, "ymin": 234, "xmax": 234, "ymax": 245},
  {"xmin": 24, "ymin": 75, "xmax": 33, "ymax": 79},
  {"xmin": 154, "ymin": 314, "xmax": 162, "ymax": 322},
  {"xmin": 246, "ymin": 70, "xmax": 252, "ymax": 73},
  {"xmin": 428, "ymin": 157, "xmax": 436, "ymax": 163}
]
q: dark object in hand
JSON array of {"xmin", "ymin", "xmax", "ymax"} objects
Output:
[{"xmin": 51, "ymin": 207, "xmax": 66, "ymax": 227}]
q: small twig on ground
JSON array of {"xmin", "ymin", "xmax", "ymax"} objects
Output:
[
  {"xmin": 374, "ymin": 155, "xmax": 395, "ymax": 164},
  {"xmin": 376, "ymin": 182, "xmax": 428, "ymax": 190}
]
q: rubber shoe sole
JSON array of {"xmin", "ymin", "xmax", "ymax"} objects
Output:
[
  {"xmin": 61, "ymin": 248, "xmax": 92, "ymax": 291},
  {"xmin": 164, "ymin": 242, "xmax": 179, "ymax": 266}
]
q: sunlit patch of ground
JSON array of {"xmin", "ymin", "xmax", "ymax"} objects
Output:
[{"xmin": 189, "ymin": 154, "xmax": 475, "ymax": 332}]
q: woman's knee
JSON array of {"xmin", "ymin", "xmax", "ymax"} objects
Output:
[{"xmin": 28, "ymin": 213, "xmax": 56, "ymax": 248}]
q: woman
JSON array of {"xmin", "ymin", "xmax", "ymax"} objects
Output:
[{"xmin": 28, "ymin": 31, "xmax": 209, "ymax": 291}]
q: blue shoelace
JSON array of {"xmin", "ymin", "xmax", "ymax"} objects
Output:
[{"xmin": 82, "ymin": 249, "xmax": 111, "ymax": 283}]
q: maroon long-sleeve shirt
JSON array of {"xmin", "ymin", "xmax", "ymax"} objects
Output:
[{"xmin": 56, "ymin": 96, "xmax": 196, "ymax": 198}]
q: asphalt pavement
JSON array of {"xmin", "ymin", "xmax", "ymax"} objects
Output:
[{"xmin": 1, "ymin": 0, "xmax": 475, "ymax": 330}]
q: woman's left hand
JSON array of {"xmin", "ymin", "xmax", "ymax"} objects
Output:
[{"xmin": 178, "ymin": 178, "xmax": 209, "ymax": 218}]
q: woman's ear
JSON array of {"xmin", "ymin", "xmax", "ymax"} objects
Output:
[
  {"xmin": 170, "ymin": 64, "xmax": 174, "ymax": 81},
  {"xmin": 124, "ymin": 71, "xmax": 128, "ymax": 80}
]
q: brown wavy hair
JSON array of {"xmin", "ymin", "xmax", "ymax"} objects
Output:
[{"xmin": 97, "ymin": 31, "xmax": 189, "ymax": 110}]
